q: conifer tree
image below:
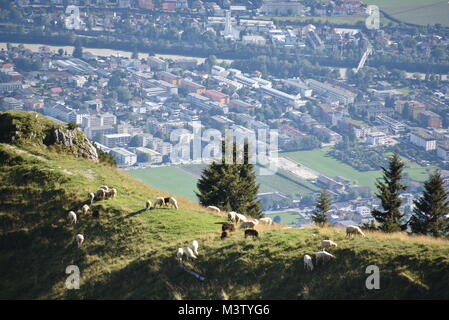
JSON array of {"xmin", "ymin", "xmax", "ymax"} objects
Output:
[
  {"xmin": 196, "ymin": 141, "xmax": 262, "ymax": 218},
  {"xmin": 371, "ymin": 153, "xmax": 407, "ymax": 232},
  {"xmin": 409, "ymin": 171, "xmax": 449, "ymax": 238},
  {"xmin": 312, "ymin": 190, "xmax": 331, "ymax": 227},
  {"xmin": 73, "ymin": 39, "xmax": 83, "ymax": 59}
]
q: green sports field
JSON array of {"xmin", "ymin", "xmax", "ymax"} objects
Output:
[
  {"xmin": 365, "ymin": 0, "xmax": 449, "ymax": 26},
  {"xmin": 283, "ymin": 148, "xmax": 436, "ymax": 191},
  {"xmin": 127, "ymin": 164, "xmax": 321, "ymax": 203},
  {"xmin": 127, "ymin": 166, "xmax": 199, "ymax": 201}
]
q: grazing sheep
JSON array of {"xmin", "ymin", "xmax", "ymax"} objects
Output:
[
  {"xmin": 186, "ymin": 247, "xmax": 197, "ymax": 260},
  {"xmin": 235, "ymin": 213, "xmax": 247, "ymax": 223},
  {"xmin": 176, "ymin": 248, "xmax": 184, "ymax": 263},
  {"xmin": 76, "ymin": 234, "xmax": 84, "ymax": 247},
  {"xmin": 304, "ymin": 254, "xmax": 314, "ymax": 271},
  {"xmin": 220, "ymin": 231, "xmax": 228, "ymax": 239},
  {"xmin": 88, "ymin": 192, "xmax": 95, "ymax": 205},
  {"xmin": 258, "ymin": 217, "xmax": 273, "ymax": 226},
  {"xmin": 321, "ymin": 239, "xmax": 338, "ymax": 249},
  {"xmin": 207, "ymin": 205, "xmax": 221, "ymax": 213},
  {"xmin": 67, "ymin": 211, "xmax": 77, "ymax": 224},
  {"xmin": 191, "ymin": 240, "xmax": 199, "ymax": 256},
  {"xmin": 228, "ymin": 211, "xmax": 237, "ymax": 222},
  {"xmin": 146, "ymin": 200, "xmax": 152, "ymax": 210},
  {"xmin": 82, "ymin": 204, "xmax": 90, "ymax": 215},
  {"xmin": 105, "ymin": 188, "xmax": 117, "ymax": 199},
  {"xmin": 154, "ymin": 196, "xmax": 178, "ymax": 209},
  {"xmin": 168, "ymin": 197, "xmax": 178, "ymax": 209},
  {"xmin": 346, "ymin": 225, "xmax": 366, "ymax": 238},
  {"xmin": 222, "ymin": 223, "xmax": 235, "ymax": 232},
  {"xmin": 315, "ymin": 250, "xmax": 335, "ymax": 265},
  {"xmin": 240, "ymin": 221, "xmax": 257, "ymax": 229},
  {"xmin": 244, "ymin": 229, "xmax": 259, "ymax": 239},
  {"xmin": 95, "ymin": 188, "xmax": 106, "ymax": 200},
  {"xmin": 154, "ymin": 197, "xmax": 165, "ymax": 208}
]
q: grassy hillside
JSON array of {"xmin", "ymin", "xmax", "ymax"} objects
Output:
[{"xmin": 1, "ymin": 111, "xmax": 449, "ymax": 299}]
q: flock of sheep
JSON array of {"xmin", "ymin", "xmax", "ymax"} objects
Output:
[
  {"xmin": 67, "ymin": 185, "xmax": 117, "ymax": 247},
  {"xmin": 67, "ymin": 185, "xmax": 182, "ymax": 248},
  {"xmin": 67, "ymin": 186, "xmax": 367, "ymax": 277},
  {"xmin": 178, "ymin": 205, "xmax": 367, "ymax": 275},
  {"xmin": 303, "ymin": 226, "xmax": 366, "ymax": 271}
]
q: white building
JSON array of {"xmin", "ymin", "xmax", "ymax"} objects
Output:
[
  {"xmin": 103, "ymin": 133, "xmax": 132, "ymax": 148},
  {"xmin": 410, "ymin": 131, "xmax": 437, "ymax": 151},
  {"xmin": 110, "ymin": 148, "xmax": 137, "ymax": 166},
  {"xmin": 135, "ymin": 147, "xmax": 163, "ymax": 163}
]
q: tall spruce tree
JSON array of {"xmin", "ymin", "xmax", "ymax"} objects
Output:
[
  {"xmin": 409, "ymin": 171, "xmax": 449, "ymax": 238},
  {"xmin": 196, "ymin": 142, "xmax": 262, "ymax": 218},
  {"xmin": 73, "ymin": 39, "xmax": 83, "ymax": 59},
  {"xmin": 312, "ymin": 190, "xmax": 331, "ymax": 227},
  {"xmin": 371, "ymin": 153, "xmax": 407, "ymax": 232}
]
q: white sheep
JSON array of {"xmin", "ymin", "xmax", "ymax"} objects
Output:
[
  {"xmin": 315, "ymin": 250, "xmax": 335, "ymax": 265},
  {"xmin": 235, "ymin": 213, "xmax": 247, "ymax": 223},
  {"xmin": 169, "ymin": 197, "xmax": 178, "ymax": 209},
  {"xmin": 106, "ymin": 188, "xmax": 117, "ymax": 199},
  {"xmin": 154, "ymin": 197, "xmax": 165, "ymax": 208},
  {"xmin": 176, "ymin": 248, "xmax": 184, "ymax": 263},
  {"xmin": 185, "ymin": 247, "xmax": 197, "ymax": 260},
  {"xmin": 88, "ymin": 192, "xmax": 95, "ymax": 205},
  {"xmin": 76, "ymin": 234, "xmax": 84, "ymax": 247},
  {"xmin": 321, "ymin": 239, "xmax": 338, "ymax": 249},
  {"xmin": 68, "ymin": 211, "xmax": 77, "ymax": 224},
  {"xmin": 258, "ymin": 217, "xmax": 273, "ymax": 225},
  {"xmin": 95, "ymin": 188, "xmax": 106, "ymax": 200},
  {"xmin": 207, "ymin": 205, "xmax": 221, "ymax": 213},
  {"xmin": 81, "ymin": 204, "xmax": 90, "ymax": 215},
  {"xmin": 228, "ymin": 211, "xmax": 237, "ymax": 222},
  {"xmin": 191, "ymin": 240, "xmax": 199, "ymax": 256},
  {"xmin": 146, "ymin": 200, "xmax": 152, "ymax": 210},
  {"xmin": 346, "ymin": 225, "xmax": 366, "ymax": 238},
  {"xmin": 304, "ymin": 254, "xmax": 313, "ymax": 271}
]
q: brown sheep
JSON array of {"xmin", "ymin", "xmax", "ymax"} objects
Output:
[{"xmin": 222, "ymin": 223, "xmax": 235, "ymax": 232}]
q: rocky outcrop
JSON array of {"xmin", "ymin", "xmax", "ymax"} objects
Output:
[
  {"xmin": 44, "ymin": 127, "xmax": 99, "ymax": 162},
  {"xmin": 0, "ymin": 111, "xmax": 99, "ymax": 162}
]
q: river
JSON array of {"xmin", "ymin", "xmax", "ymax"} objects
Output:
[{"xmin": 0, "ymin": 42, "xmax": 234, "ymax": 64}]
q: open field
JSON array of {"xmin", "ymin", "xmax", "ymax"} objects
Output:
[
  {"xmin": 127, "ymin": 163, "xmax": 321, "ymax": 203},
  {"xmin": 283, "ymin": 148, "xmax": 435, "ymax": 191},
  {"xmin": 365, "ymin": 0, "xmax": 449, "ymax": 26},
  {"xmin": 265, "ymin": 211, "xmax": 302, "ymax": 225},
  {"xmin": 127, "ymin": 166, "xmax": 199, "ymax": 201}
]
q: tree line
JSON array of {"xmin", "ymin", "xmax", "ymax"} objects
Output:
[{"xmin": 312, "ymin": 153, "xmax": 449, "ymax": 238}]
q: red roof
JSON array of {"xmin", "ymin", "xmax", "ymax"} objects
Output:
[
  {"xmin": 2, "ymin": 63, "xmax": 13, "ymax": 69},
  {"xmin": 50, "ymin": 87, "xmax": 63, "ymax": 94},
  {"xmin": 205, "ymin": 90, "xmax": 228, "ymax": 99}
]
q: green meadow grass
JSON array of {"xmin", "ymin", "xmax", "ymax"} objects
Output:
[{"xmin": 1, "ymin": 112, "xmax": 449, "ymax": 299}]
